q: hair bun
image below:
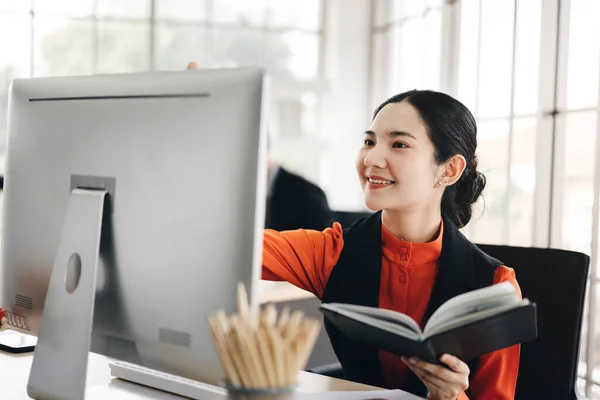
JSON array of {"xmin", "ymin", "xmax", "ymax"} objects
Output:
[
  {"xmin": 469, "ymin": 171, "xmax": 486, "ymax": 205},
  {"xmin": 443, "ymin": 168, "xmax": 486, "ymax": 228}
]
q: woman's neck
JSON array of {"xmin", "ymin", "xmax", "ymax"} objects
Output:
[{"xmin": 381, "ymin": 208, "xmax": 442, "ymax": 243}]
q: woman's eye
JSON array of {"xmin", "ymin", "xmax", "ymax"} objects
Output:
[
  {"xmin": 364, "ymin": 139, "xmax": 375, "ymax": 146},
  {"xmin": 392, "ymin": 142, "xmax": 408, "ymax": 149}
]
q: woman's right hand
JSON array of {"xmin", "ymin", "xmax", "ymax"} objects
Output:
[{"xmin": 402, "ymin": 354, "xmax": 470, "ymax": 400}]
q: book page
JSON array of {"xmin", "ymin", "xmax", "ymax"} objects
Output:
[
  {"xmin": 424, "ymin": 299, "xmax": 529, "ymax": 337},
  {"xmin": 322, "ymin": 303, "xmax": 422, "ymax": 334},
  {"xmin": 424, "ymin": 282, "xmax": 520, "ymax": 333},
  {"xmin": 362, "ymin": 315, "xmax": 422, "ymax": 341}
]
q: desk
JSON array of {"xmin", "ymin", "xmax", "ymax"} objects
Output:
[
  {"xmin": 258, "ymin": 281, "xmax": 315, "ymax": 304},
  {"xmin": 2, "ymin": 284, "xmax": 423, "ymax": 399},
  {"xmin": 2, "ymin": 349, "xmax": 400, "ymax": 400}
]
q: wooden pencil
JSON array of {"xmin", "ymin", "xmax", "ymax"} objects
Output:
[{"xmin": 208, "ymin": 283, "xmax": 322, "ymax": 390}]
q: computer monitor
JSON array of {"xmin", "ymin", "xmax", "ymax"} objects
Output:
[{"xmin": 0, "ymin": 68, "xmax": 268, "ymax": 394}]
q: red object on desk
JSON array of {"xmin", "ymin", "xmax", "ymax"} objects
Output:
[{"xmin": 0, "ymin": 307, "xmax": 6, "ymax": 331}]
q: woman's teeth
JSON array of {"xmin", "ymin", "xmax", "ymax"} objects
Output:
[{"xmin": 368, "ymin": 178, "xmax": 394, "ymax": 184}]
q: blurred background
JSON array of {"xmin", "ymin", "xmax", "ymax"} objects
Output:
[{"xmin": 1, "ymin": 0, "xmax": 600, "ymax": 396}]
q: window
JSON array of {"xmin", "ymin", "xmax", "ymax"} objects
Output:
[
  {"xmin": 373, "ymin": 0, "xmax": 444, "ymax": 99},
  {"xmin": 0, "ymin": 0, "xmax": 324, "ymax": 182},
  {"xmin": 556, "ymin": 1, "xmax": 600, "ymax": 396},
  {"xmin": 455, "ymin": 0, "xmax": 600, "ymax": 396},
  {"xmin": 456, "ymin": 0, "xmax": 541, "ymax": 248}
]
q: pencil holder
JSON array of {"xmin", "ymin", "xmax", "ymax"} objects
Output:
[
  {"xmin": 208, "ymin": 283, "xmax": 321, "ymax": 397},
  {"xmin": 222, "ymin": 380, "xmax": 296, "ymax": 400}
]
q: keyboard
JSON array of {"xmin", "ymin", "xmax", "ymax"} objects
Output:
[
  {"xmin": 109, "ymin": 360, "xmax": 228, "ymax": 400},
  {"xmin": 5, "ymin": 311, "xmax": 31, "ymax": 331}
]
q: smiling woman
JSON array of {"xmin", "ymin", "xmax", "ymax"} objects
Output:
[
  {"xmin": 261, "ymin": 89, "xmax": 522, "ymax": 400},
  {"xmin": 360, "ymin": 90, "xmax": 485, "ymax": 238}
]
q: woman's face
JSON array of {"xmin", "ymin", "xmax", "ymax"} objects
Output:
[{"xmin": 356, "ymin": 101, "xmax": 444, "ymax": 213}]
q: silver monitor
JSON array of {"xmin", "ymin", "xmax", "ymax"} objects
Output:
[{"xmin": 0, "ymin": 68, "xmax": 268, "ymax": 396}]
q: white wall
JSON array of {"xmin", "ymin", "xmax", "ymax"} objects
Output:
[{"xmin": 319, "ymin": 0, "xmax": 373, "ymax": 211}]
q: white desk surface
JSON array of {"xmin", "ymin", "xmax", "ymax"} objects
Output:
[
  {"xmin": 1, "ymin": 349, "xmax": 386, "ymax": 400},
  {"xmin": 0, "ymin": 282, "xmax": 316, "ymax": 400},
  {"xmin": 258, "ymin": 281, "xmax": 315, "ymax": 304},
  {"xmin": 2, "ymin": 283, "xmax": 425, "ymax": 399}
]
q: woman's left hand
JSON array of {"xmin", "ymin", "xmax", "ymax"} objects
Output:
[{"xmin": 402, "ymin": 354, "xmax": 469, "ymax": 400}]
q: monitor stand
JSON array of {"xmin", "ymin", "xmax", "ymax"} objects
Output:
[{"xmin": 27, "ymin": 188, "xmax": 107, "ymax": 400}]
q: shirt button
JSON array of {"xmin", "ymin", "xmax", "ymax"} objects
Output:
[
  {"xmin": 400, "ymin": 254, "xmax": 408, "ymax": 261},
  {"xmin": 400, "ymin": 275, "xmax": 406, "ymax": 283},
  {"xmin": 400, "ymin": 247, "xmax": 408, "ymax": 253}
]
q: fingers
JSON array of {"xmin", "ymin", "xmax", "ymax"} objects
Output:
[
  {"xmin": 440, "ymin": 354, "xmax": 470, "ymax": 374},
  {"xmin": 402, "ymin": 356, "xmax": 469, "ymax": 389},
  {"xmin": 187, "ymin": 61, "xmax": 199, "ymax": 70},
  {"xmin": 410, "ymin": 363, "xmax": 464, "ymax": 400},
  {"xmin": 406, "ymin": 362, "xmax": 445, "ymax": 391}
]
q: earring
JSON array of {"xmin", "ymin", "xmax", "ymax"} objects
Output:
[{"xmin": 438, "ymin": 180, "xmax": 443, "ymax": 186}]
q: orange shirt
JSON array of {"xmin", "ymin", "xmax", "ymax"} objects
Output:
[{"xmin": 262, "ymin": 222, "xmax": 521, "ymax": 400}]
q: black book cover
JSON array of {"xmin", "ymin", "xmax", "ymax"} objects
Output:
[{"xmin": 320, "ymin": 303, "xmax": 538, "ymax": 364}]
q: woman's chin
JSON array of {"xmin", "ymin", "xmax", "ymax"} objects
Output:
[{"xmin": 363, "ymin": 195, "xmax": 387, "ymax": 211}]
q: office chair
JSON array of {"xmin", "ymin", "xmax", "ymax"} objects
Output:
[
  {"xmin": 309, "ymin": 244, "xmax": 590, "ymax": 400},
  {"xmin": 476, "ymin": 244, "xmax": 590, "ymax": 400}
]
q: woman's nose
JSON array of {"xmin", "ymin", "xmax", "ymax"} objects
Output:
[{"xmin": 363, "ymin": 145, "xmax": 387, "ymax": 168}]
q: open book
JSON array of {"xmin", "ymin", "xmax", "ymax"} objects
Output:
[{"xmin": 319, "ymin": 282, "xmax": 537, "ymax": 364}]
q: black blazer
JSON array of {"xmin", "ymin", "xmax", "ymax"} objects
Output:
[
  {"xmin": 321, "ymin": 211, "xmax": 502, "ymax": 396},
  {"xmin": 265, "ymin": 167, "xmax": 334, "ymax": 231}
]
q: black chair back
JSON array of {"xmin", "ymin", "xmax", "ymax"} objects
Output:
[
  {"xmin": 332, "ymin": 210, "xmax": 373, "ymax": 229},
  {"xmin": 476, "ymin": 244, "xmax": 590, "ymax": 400}
]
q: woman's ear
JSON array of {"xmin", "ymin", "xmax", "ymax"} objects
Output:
[{"xmin": 438, "ymin": 154, "xmax": 467, "ymax": 186}]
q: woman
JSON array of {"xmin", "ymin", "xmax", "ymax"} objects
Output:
[{"xmin": 262, "ymin": 90, "xmax": 520, "ymax": 400}]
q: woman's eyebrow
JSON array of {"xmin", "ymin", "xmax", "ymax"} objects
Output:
[
  {"xmin": 364, "ymin": 130, "xmax": 416, "ymax": 140},
  {"xmin": 389, "ymin": 130, "xmax": 417, "ymax": 140}
]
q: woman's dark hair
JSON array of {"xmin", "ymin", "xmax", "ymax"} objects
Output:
[{"xmin": 373, "ymin": 90, "xmax": 485, "ymax": 228}]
